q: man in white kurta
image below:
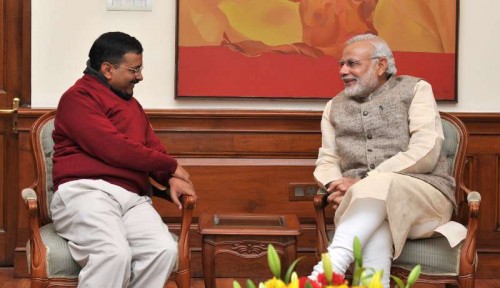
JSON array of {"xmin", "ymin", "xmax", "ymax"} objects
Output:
[{"xmin": 309, "ymin": 34, "xmax": 463, "ymax": 288}]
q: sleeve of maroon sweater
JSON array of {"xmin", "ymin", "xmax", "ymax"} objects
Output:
[
  {"xmin": 144, "ymin": 119, "xmax": 176, "ymax": 185},
  {"xmin": 56, "ymin": 89, "xmax": 178, "ymax": 175}
]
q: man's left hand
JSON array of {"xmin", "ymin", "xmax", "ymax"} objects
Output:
[
  {"xmin": 168, "ymin": 177, "xmax": 196, "ymax": 210},
  {"xmin": 327, "ymin": 177, "xmax": 359, "ymax": 194},
  {"xmin": 326, "ymin": 177, "xmax": 360, "ymax": 209}
]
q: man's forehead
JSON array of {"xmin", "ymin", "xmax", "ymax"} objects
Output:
[
  {"xmin": 122, "ymin": 52, "xmax": 142, "ymax": 64},
  {"xmin": 342, "ymin": 41, "xmax": 374, "ymax": 59}
]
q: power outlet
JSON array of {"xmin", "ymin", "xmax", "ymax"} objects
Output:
[
  {"xmin": 306, "ymin": 186, "xmax": 317, "ymax": 196},
  {"xmin": 289, "ymin": 183, "xmax": 319, "ymax": 201}
]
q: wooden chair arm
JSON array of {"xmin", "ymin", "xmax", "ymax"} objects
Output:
[
  {"xmin": 466, "ymin": 191, "xmax": 481, "ymax": 218},
  {"xmin": 313, "ymin": 192, "xmax": 330, "ymax": 259},
  {"xmin": 458, "ymin": 189, "xmax": 481, "ymax": 276},
  {"xmin": 22, "ymin": 188, "xmax": 41, "ymax": 224},
  {"xmin": 21, "ymin": 188, "xmax": 47, "ymax": 274},
  {"xmin": 177, "ymin": 195, "xmax": 196, "ymax": 273}
]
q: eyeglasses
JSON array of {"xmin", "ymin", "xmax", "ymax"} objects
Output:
[
  {"xmin": 114, "ymin": 64, "xmax": 143, "ymax": 75},
  {"xmin": 338, "ymin": 57, "xmax": 380, "ymax": 69}
]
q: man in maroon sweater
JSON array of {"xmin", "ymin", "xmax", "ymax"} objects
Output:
[{"xmin": 50, "ymin": 32, "xmax": 196, "ymax": 287}]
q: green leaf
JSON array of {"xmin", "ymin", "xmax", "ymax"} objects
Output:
[
  {"xmin": 233, "ymin": 280, "xmax": 242, "ymax": 288},
  {"xmin": 322, "ymin": 253, "xmax": 333, "ymax": 284},
  {"xmin": 246, "ymin": 279, "xmax": 256, "ymax": 288},
  {"xmin": 267, "ymin": 244, "xmax": 281, "ymax": 279},
  {"xmin": 305, "ymin": 281, "xmax": 313, "ymax": 288},
  {"xmin": 406, "ymin": 265, "xmax": 421, "ymax": 287},
  {"xmin": 390, "ymin": 275, "xmax": 405, "ymax": 288},
  {"xmin": 284, "ymin": 257, "xmax": 304, "ymax": 284},
  {"xmin": 352, "ymin": 236, "xmax": 363, "ymax": 286},
  {"xmin": 352, "ymin": 266, "xmax": 364, "ymax": 286},
  {"xmin": 353, "ymin": 236, "xmax": 363, "ymax": 267}
]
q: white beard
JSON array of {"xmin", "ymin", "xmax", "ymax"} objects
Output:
[{"xmin": 344, "ymin": 64, "xmax": 379, "ymax": 98}]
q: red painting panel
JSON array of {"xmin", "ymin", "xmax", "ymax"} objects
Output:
[{"xmin": 176, "ymin": 0, "xmax": 458, "ymax": 101}]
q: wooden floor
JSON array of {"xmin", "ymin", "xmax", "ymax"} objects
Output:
[{"xmin": 1, "ymin": 268, "xmax": 500, "ymax": 288}]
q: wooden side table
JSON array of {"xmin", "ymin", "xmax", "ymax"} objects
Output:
[{"xmin": 198, "ymin": 213, "xmax": 302, "ymax": 288}]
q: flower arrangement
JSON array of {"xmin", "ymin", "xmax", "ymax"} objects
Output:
[{"xmin": 233, "ymin": 237, "xmax": 421, "ymax": 288}]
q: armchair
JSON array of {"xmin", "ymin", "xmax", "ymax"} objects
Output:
[
  {"xmin": 313, "ymin": 112, "xmax": 481, "ymax": 288},
  {"xmin": 21, "ymin": 111, "xmax": 196, "ymax": 288}
]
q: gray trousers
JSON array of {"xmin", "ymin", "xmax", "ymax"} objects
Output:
[{"xmin": 50, "ymin": 179, "xmax": 178, "ymax": 288}]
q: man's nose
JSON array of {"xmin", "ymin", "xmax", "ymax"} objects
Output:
[
  {"xmin": 135, "ymin": 72, "xmax": 143, "ymax": 81},
  {"xmin": 339, "ymin": 64, "xmax": 350, "ymax": 75}
]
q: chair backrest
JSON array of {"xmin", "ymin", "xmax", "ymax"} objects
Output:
[
  {"xmin": 439, "ymin": 112, "xmax": 469, "ymax": 222},
  {"xmin": 30, "ymin": 111, "xmax": 57, "ymax": 225}
]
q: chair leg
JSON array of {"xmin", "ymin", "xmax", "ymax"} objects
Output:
[
  {"xmin": 31, "ymin": 279, "xmax": 47, "ymax": 288},
  {"xmin": 174, "ymin": 270, "xmax": 191, "ymax": 288},
  {"xmin": 457, "ymin": 275, "xmax": 475, "ymax": 288}
]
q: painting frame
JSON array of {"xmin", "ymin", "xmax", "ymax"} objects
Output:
[{"xmin": 175, "ymin": 0, "xmax": 459, "ymax": 101}]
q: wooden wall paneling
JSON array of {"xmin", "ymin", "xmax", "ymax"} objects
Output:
[
  {"xmin": 12, "ymin": 110, "xmax": 500, "ymax": 278},
  {"xmin": 457, "ymin": 113, "xmax": 500, "ymax": 278},
  {"xmin": 149, "ymin": 110, "xmax": 323, "ymax": 277}
]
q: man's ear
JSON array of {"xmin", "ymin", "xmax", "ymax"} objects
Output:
[
  {"xmin": 100, "ymin": 62, "xmax": 114, "ymax": 80},
  {"xmin": 377, "ymin": 57, "xmax": 388, "ymax": 76}
]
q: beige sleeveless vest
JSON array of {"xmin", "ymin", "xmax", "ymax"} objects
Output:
[{"xmin": 329, "ymin": 76, "xmax": 456, "ymax": 207}]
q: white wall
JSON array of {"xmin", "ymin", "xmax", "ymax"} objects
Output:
[{"xmin": 32, "ymin": 0, "xmax": 500, "ymax": 112}]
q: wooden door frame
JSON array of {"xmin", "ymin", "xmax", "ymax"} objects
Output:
[{"xmin": 0, "ymin": 0, "xmax": 30, "ymax": 265}]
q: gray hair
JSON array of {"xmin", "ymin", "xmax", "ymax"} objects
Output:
[{"xmin": 346, "ymin": 34, "xmax": 397, "ymax": 76}]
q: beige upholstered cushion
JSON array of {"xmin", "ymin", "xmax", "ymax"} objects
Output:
[
  {"xmin": 393, "ymin": 236, "xmax": 461, "ymax": 276},
  {"xmin": 27, "ymin": 223, "xmax": 80, "ymax": 278}
]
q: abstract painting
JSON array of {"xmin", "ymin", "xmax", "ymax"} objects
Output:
[{"xmin": 176, "ymin": 0, "xmax": 458, "ymax": 100}]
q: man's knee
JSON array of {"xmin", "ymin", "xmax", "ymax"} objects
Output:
[
  {"xmin": 149, "ymin": 232, "xmax": 178, "ymax": 258},
  {"xmin": 151, "ymin": 239, "xmax": 178, "ymax": 270},
  {"xmin": 160, "ymin": 238, "xmax": 178, "ymax": 258},
  {"xmin": 107, "ymin": 244, "xmax": 133, "ymax": 264}
]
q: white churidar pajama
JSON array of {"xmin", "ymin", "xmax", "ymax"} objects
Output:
[
  {"xmin": 310, "ymin": 172, "xmax": 453, "ymax": 288},
  {"xmin": 50, "ymin": 179, "xmax": 178, "ymax": 288}
]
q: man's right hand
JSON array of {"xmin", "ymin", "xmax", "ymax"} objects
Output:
[{"xmin": 172, "ymin": 164, "xmax": 191, "ymax": 183}]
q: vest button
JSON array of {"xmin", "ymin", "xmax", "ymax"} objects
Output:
[
  {"xmin": 367, "ymin": 149, "xmax": 373, "ymax": 152},
  {"xmin": 363, "ymin": 111, "xmax": 368, "ymax": 116},
  {"xmin": 369, "ymin": 164, "xmax": 375, "ymax": 169},
  {"xmin": 367, "ymin": 134, "xmax": 372, "ymax": 139}
]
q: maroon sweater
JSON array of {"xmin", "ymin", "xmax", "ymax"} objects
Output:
[{"xmin": 52, "ymin": 74, "xmax": 178, "ymax": 195}]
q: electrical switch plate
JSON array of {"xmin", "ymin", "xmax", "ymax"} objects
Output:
[
  {"xmin": 107, "ymin": 0, "xmax": 152, "ymax": 11},
  {"xmin": 294, "ymin": 186, "xmax": 305, "ymax": 197},
  {"xmin": 289, "ymin": 183, "xmax": 319, "ymax": 201}
]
